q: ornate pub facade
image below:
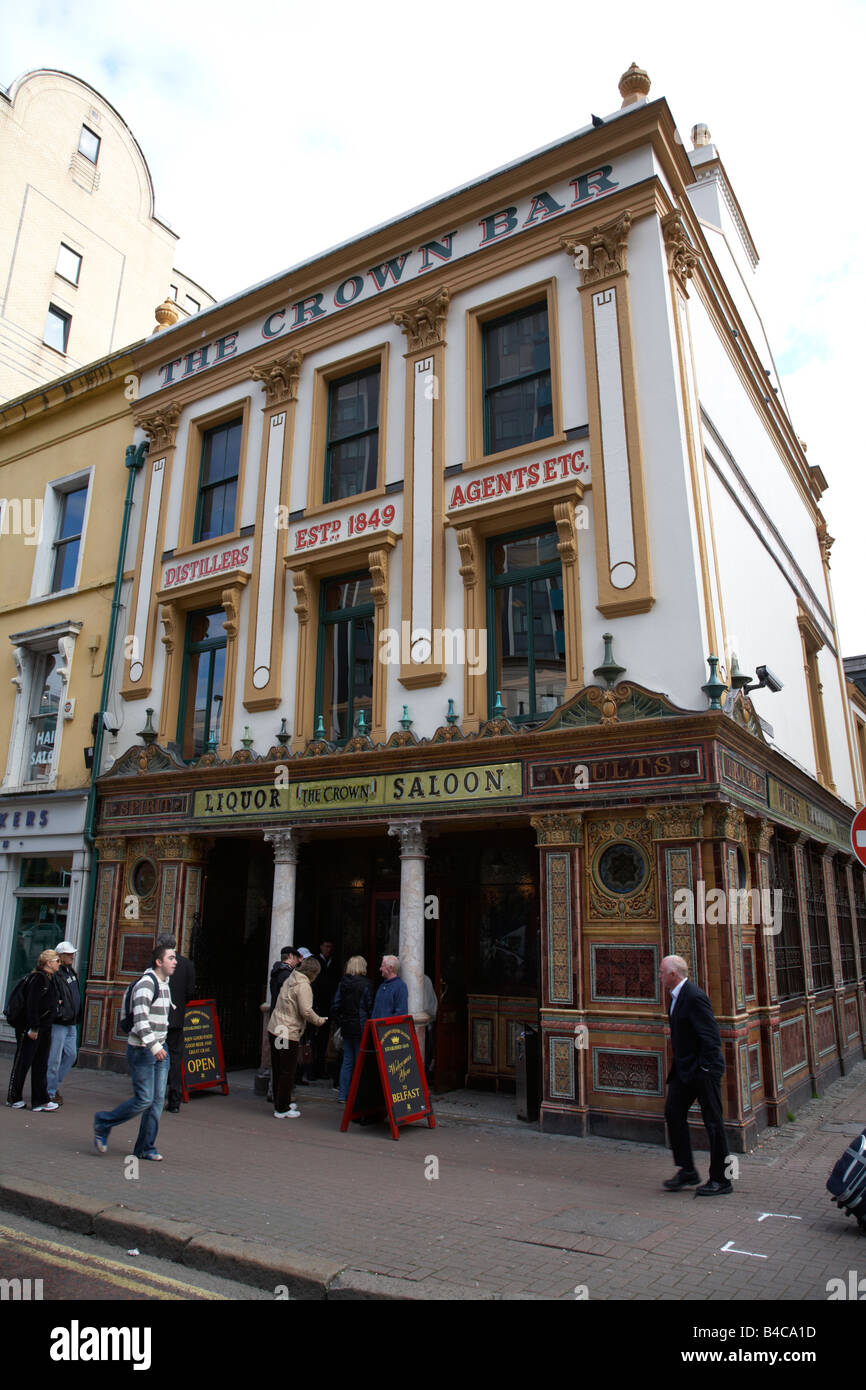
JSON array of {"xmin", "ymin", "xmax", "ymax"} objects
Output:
[{"xmin": 81, "ymin": 66, "xmax": 865, "ymax": 1150}]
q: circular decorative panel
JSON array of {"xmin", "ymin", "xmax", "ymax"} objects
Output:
[
  {"xmin": 130, "ymin": 858, "xmax": 157, "ymax": 898},
  {"xmin": 596, "ymin": 842, "xmax": 648, "ymax": 896}
]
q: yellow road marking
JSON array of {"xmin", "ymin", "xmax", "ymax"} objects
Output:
[{"xmin": 0, "ymin": 1225, "xmax": 225, "ymax": 1300}]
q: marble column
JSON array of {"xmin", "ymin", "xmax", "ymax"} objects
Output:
[
  {"xmin": 387, "ymin": 820, "xmax": 427, "ymax": 1020},
  {"xmin": 264, "ymin": 829, "xmax": 300, "ymax": 975},
  {"xmin": 260, "ymin": 830, "xmax": 300, "ymax": 1078}
]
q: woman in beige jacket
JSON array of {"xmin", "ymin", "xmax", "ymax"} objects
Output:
[{"xmin": 268, "ymin": 957, "xmax": 327, "ymax": 1118}]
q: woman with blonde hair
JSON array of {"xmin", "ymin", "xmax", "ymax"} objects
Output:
[
  {"xmin": 268, "ymin": 956, "xmax": 327, "ymax": 1119},
  {"xmin": 6, "ymin": 949, "xmax": 62, "ymax": 1111},
  {"xmin": 332, "ymin": 955, "xmax": 373, "ymax": 1104}
]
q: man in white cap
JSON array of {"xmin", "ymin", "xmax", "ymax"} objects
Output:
[{"xmin": 47, "ymin": 941, "xmax": 82, "ymax": 1106}]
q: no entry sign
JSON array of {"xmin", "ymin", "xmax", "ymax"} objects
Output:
[{"xmin": 851, "ymin": 807, "xmax": 866, "ymax": 868}]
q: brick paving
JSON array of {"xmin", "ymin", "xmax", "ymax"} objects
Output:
[{"xmin": 1, "ymin": 1056, "xmax": 865, "ymax": 1300}]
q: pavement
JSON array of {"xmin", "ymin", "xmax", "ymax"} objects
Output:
[{"xmin": 2, "ymin": 1056, "xmax": 866, "ymax": 1301}]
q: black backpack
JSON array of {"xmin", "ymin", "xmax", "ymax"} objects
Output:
[
  {"xmin": 119, "ymin": 971, "xmax": 159, "ymax": 1035},
  {"xmin": 3, "ymin": 971, "xmax": 34, "ymax": 1029}
]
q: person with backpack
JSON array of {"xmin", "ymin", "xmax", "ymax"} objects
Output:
[
  {"xmin": 5, "ymin": 949, "xmax": 63, "ymax": 1111},
  {"xmin": 93, "ymin": 943, "xmax": 177, "ymax": 1160}
]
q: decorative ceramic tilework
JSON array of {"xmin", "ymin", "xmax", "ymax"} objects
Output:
[
  {"xmin": 590, "ymin": 944, "xmax": 659, "ymax": 1002},
  {"xmin": 743, "ymin": 945, "xmax": 756, "ymax": 1000},
  {"xmin": 815, "ymin": 1004, "xmax": 837, "ymax": 1058},
  {"xmin": 91, "ymin": 864, "xmax": 116, "ymax": 976},
  {"xmin": 182, "ymin": 866, "xmax": 202, "ymax": 955},
  {"xmin": 84, "ymin": 999, "xmax": 101, "ymax": 1047},
  {"xmin": 728, "ymin": 846, "xmax": 745, "ymax": 1010},
  {"xmin": 758, "ymin": 856, "xmax": 778, "ymax": 1002},
  {"xmin": 592, "ymin": 1048, "xmax": 663, "ymax": 1096},
  {"xmin": 739, "ymin": 1044, "xmax": 752, "ymax": 1112},
  {"xmin": 472, "ymin": 1018, "xmax": 493, "ymax": 1066},
  {"xmin": 845, "ymin": 997, "xmax": 861, "ymax": 1043},
  {"xmin": 780, "ymin": 1016, "xmax": 807, "ymax": 1076},
  {"xmin": 119, "ymin": 933, "xmax": 154, "ymax": 976},
  {"xmin": 773, "ymin": 1031, "xmax": 782, "ymax": 1091},
  {"xmin": 550, "ymin": 1036, "xmax": 575, "ymax": 1099},
  {"xmin": 664, "ymin": 847, "xmax": 695, "ymax": 972},
  {"xmin": 158, "ymin": 863, "xmax": 178, "ymax": 935},
  {"xmin": 749, "ymin": 1043, "xmax": 762, "ymax": 1091},
  {"xmin": 545, "ymin": 851, "xmax": 573, "ymax": 1004}
]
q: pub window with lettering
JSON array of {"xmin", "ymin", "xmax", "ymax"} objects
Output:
[
  {"xmin": 324, "ymin": 366, "xmax": 380, "ymax": 503},
  {"xmin": 482, "ymin": 301, "xmax": 552, "ymax": 456},
  {"xmin": 193, "ymin": 419, "xmax": 241, "ymax": 543},
  {"xmin": 315, "ymin": 574, "xmax": 374, "ymax": 743},
  {"xmin": 177, "ymin": 609, "xmax": 227, "ymax": 759},
  {"xmin": 486, "ymin": 525, "xmax": 565, "ymax": 724}
]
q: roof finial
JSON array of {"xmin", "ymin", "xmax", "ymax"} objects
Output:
[
  {"xmin": 619, "ymin": 61, "xmax": 651, "ymax": 107},
  {"xmin": 691, "ymin": 123, "xmax": 712, "ymax": 148},
  {"xmin": 153, "ymin": 298, "xmax": 180, "ymax": 333}
]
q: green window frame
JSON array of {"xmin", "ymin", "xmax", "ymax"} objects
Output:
[
  {"xmin": 193, "ymin": 418, "xmax": 241, "ymax": 543},
  {"xmin": 324, "ymin": 366, "xmax": 380, "ymax": 503},
  {"xmin": 482, "ymin": 300, "xmax": 552, "ymax": 456},
  {"xmin": 177, "ymin": 608, "xmax": 227, "ymax": 760},
  {"xmin": 486, "ymin": 524, "xmax": 565, "ymax": 725},
  {"xmin": 315, "ymin": 573, "xmax": 375, "ymax": 744}
]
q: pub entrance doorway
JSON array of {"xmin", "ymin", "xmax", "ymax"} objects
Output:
[{"xmin": 195, "ymin": 836, "xmax": 273, "ymax": 1068}]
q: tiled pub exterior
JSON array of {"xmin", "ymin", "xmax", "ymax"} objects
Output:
[{"xmin": 77, "ymin": 65, "xmax": 865, "ymax": 1151}]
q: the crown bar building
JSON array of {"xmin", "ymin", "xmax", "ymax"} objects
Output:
[{"xmin": 83, "ymin": 65, "xmax": 865, "ymax": 1151}]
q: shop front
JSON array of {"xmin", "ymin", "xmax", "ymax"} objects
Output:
[
  {"xmin": 85, "ymin": 688, "xmax": 866, "ymax": 1149},
  {"xmin": 0, "ymin": 790, "xmax": 89, "ymax": 1042}
]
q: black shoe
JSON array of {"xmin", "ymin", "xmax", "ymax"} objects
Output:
[
  {"xmin": 695, "ymin": 1179, "xmax": 733, "ymax": 1197},
  {"xmin": 166, "ymin": 1103, "xmax": 180, "ymax": 1113},
  {"xmin": 663, "ymin": 1169, "xmax": 700, "ymax": 1190}
]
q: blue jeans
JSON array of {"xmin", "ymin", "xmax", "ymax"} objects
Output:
[
  {"xmin": 338, "ymin": 1037, "xmax": 360, "ymax": 1102},
  {"xmin": 94, "ymin": 1045, "xmax": 169, "ymax": 1157},
  {"xmin": 47, "ymin": 1024, "xmax": 78, "ymax": 1096}
]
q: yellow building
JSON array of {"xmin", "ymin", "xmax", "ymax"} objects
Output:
[
  {"xmin": 0, "ymin": 348, "xmax": 137, "ymax": 1028},
  {"xmin": 0, "ymin": 69, "xmax": 213, "ymax": 404}
]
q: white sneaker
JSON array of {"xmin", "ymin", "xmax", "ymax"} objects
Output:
[
  {"xmin": 7, "ymin": 1100, "xmax": 26, "ymax": 1109},
  {"xmin": 274, "ymin": 1110, "xmax": 291, "ymax": 1119},
  {"xmin": 33, "ymin": 1101, "xmax": 59, "ymax": 1112},
  {"xmin": 287, "ymin": 1106, "xmax": 300, "ymax": 1117}
]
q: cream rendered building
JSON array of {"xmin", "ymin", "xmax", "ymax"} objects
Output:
[
  {"xmin": 0, "ymin": 69, "xmax": 213, "ymax": 404},
  {"xmin": 0, "ymin": 350, "xmax": 139, "ymax": 1042}
]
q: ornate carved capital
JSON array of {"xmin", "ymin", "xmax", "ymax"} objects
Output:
[
  {"xmin": 154, "ymin": 834, "xmax": 210, "ymax": 861},
  {"xmin": 387, "ymin": 820, "xmax": 427, "ymax": 856},
  {"xmin": 391, "ymin": 288, "xmax": 450, "ymax": 352},
  {"xmin": 96, "ymin": 837, "xmax": 127, "ymax": 861},
  {"xmin": 292, "ymin": 569, "xmax": 310, "ymax": 626},
  {"xmin": 709, "ymin": 803, "xmax": 747, "ymax": 842},
  {"xmin": 368, "ymin": 548, "xmax": 389, "ymax": 610},
  {"xmin": 553, "ymin": 500, "xmax": 577, "ymax": 566},
  {"xmin": 647, "ymin": 805, "xmax": 703, "ymax": 841},
  {"xmin": 661, "ymin": 210, "xmax": 700, "ymax": 288},
  {"xmin": 563, "ymin": 212, "xmax": 631, "ymax": 286},
  {"xmin": 135, "ymin": 402, "xmax": 181, "ymax": 451},
  {"xmin": 250, "ymin": 349, "xmax": 303, "ymax": 408},
  {"xmin": 264, "ymin": 828, "xmax": 300, "ymax": 865},
  {"xmin": 456, "ymin": 525, "xmax": 478, "ymax": 587},
  {"xmin": 531, "ymin": 811, "xmax": 584, "ymax": 846},
  {"xmin": 747, "ymin": 817, "xmax": 775, "ymax": 854}
]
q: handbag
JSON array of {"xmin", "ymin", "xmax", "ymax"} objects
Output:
[{"xmin": 300, "ymin": 1040, "xmax": 313, "ymax": 1065}]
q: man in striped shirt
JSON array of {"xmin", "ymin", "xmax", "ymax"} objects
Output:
[{"xmin": 93, "ymin": 944, "xmax": 177, "ymax": 1161}]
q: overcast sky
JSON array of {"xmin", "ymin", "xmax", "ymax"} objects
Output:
[{"xmin": 5, "ymin": 0, "xmax": 865, "ymax": 652}]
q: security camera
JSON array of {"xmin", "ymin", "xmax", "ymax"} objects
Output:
[
  {"xmin": 102, "ymin": 711, "xmax": 120, "ymax": 735},
  {"xmin": 755, "ymin": 665, "xmax": 783, "ymax": 694}
]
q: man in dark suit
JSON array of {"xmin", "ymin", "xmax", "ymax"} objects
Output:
[
  {"xmin": 660, "ymin": 955, "xmax": 731, "ymax": 1196},
  {"xmin": 156, "ymin": 933, "xmax": 197, "ymax": 1113}
]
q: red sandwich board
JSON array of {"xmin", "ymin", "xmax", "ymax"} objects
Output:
[
  {"xmin": 181, "ymin": 998, "xmax": 229, "ymax": 1101},
  {"xmin": 852, "ymin": 807, "xmax": 866, "ymax": 869},
  {"xmin": 340, "ymin": 1015, "xmax": 435, "ymax": 1140}
]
